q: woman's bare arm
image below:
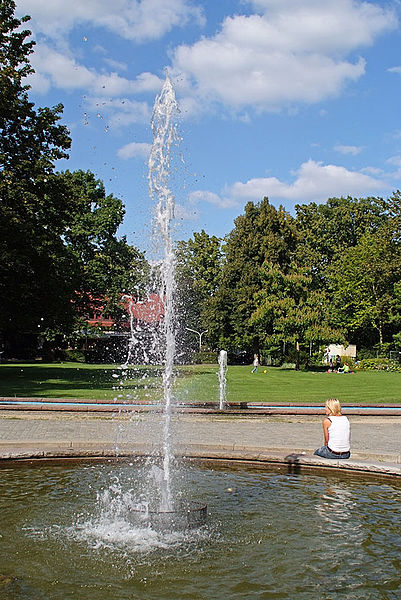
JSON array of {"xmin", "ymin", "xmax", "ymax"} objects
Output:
[{"xmin": 322, "ymin": 418, "xmax": 331, "ymax": 445}]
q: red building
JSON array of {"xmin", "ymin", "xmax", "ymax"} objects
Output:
[
  {"xmin": 83, "ymin": 293, "xmax": 165, "ymax": 363},
  {"xmin": 86, "ymin": 293, "xmax": 164, "ymax": 329}
]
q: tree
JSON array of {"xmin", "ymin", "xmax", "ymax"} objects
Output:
[
  {"xmin": 391, "ymin": 282, "xmax": 401, "ymax": 349},
  {"xmin": 295, "ymin": 196, "xmax": 386, "ymax": 285},
  {"xmin": 0, "ymin": 3, "xmax": 148, "ymax": 354},
  {"xmin": 175, "ymin": 230, "xmax": 222, "ymax": 355},
  {"xmin": 329, "ymin": 229, "xmax": 401, "ymax": 347},
  {"xmin": 0, "ymin": 1, "xmax": 73, "ymax": 344},
  {"xmin": 60, "ymin": 170, "xmax": 148, "ymax": 326},
  {"xmin": 251, "ymin": 263, "xmax": 343, "ymax": 365},
  {"xmin": 210, "ymin": 198, "xmax": 296, "ymax": 352}
]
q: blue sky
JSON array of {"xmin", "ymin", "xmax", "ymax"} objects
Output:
[{"xmin": 16, "ymin": 0, "xmax": 401, "ymax": 250}]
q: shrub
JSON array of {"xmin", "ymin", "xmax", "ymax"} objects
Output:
[
  {"xmin": 64, "ymin": 349, "xmax": 86, "ymax": 363},
  {"xmin": 356, "ymin": 348, "xmax": 377, "ymax": 360},
  {"xmin": 280, "ymin": 362, "xmax": 296, "ymax": 370},
  {"xmin": 355, "ymin": 358, "xmax": 401, "ymax": 372},
  {"xmin": 192, "ymin": 351, "xmax": 218, "ymax": 364}
]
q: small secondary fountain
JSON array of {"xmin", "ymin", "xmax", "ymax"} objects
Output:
[{"xmin": 218, "ymin": 350, "xmax": 228, "ymax": 410}]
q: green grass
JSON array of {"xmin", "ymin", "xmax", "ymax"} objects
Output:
[
  {"xmin": 0, "ymin": 363, "xmax": 400, "ymax": 404},
  {"xmin": 176, "ymin": 365, "xmax": 401, "ymax": 405},
  {"xmin": 0, "ymin": 363, "xmax": 164, "ymax": 402}
]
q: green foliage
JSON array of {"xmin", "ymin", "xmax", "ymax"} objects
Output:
[
  {"xmin": 176, "ymin": 195, "xmax": 400, "ymax": 360},
  {"xmin": 210, "ymin": 198, "xmax": 296, "ymax": 351},
  {"xmin": 60, "ymin": 170, "xmax": 148, "ymax": 324},
  {"xmin": 0, "ymin": 1, "xmax": 74, "ymax": 337},
  {"xmin": 0, "ymin": 3, "xmax": 148, "ymax": 353},
  {"xmin": 251, "ymin": 262, "xmax": 343, "ymax": 350},
  {"xmin": 192, "ymin": 350, "xmax": 218, "ymax": 364},
  {"xmin": 394, "ymin": 332, "xmax": 401, "ymax": 350},
  {"xmin": 356, "ymin": 358, "xmax": 401, "ymax": 372},
  {"xmin": 295, "ymin": 196, "xmax": 386, "ymax": 284},
  {"xmin": 328, "ymin": 229, "xmax": 401, "ymax": 345},
  {"xmin": 175, "ymin": 229, "xmax": 222, "ymax": 354},
  {"xmin": 63, "ymin": 349, "xmax": 86, "ymax": 363}
]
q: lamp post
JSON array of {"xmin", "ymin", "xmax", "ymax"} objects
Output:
[{"xmin": 186, "ymin": 327, "xmax": 208, "ymax": 352}]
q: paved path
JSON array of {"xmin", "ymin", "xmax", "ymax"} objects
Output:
[{"xmin": 0, "ymin": 410, "xmax": 400, "ymax": 478}]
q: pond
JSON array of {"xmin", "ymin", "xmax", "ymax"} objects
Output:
[{"xmin": 0, "ymin": 460, "xmax": 400, "ymax": 600}]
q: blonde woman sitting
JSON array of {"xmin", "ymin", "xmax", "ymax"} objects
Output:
[{"xmin": 314, "ymin": 398, "xmax": 350, "ymax": 459}]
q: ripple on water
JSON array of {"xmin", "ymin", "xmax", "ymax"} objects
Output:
[{"xmin": 0, "ymin": 461, "xmax": 400, "ymax": 600}]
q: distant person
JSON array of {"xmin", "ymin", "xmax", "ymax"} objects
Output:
[
  {"xmin": 343, "ymin": 363, "xmax": 350, "ymax": 373},
  {"xmin": 335, "ymin": 355, "xmax": 341, "ymax": 371},
  {"xmin": 328, "ymin": 358, "xmax": 334, "ymax": 372},
  {"xmin": 251, "ymin": 354, "xmax": 259, "ymax": 373},
  {"xmin": 314, "ymin": 398, "xmax": 350, "ymax": 459}
]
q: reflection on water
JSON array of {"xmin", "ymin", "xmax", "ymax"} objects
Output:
[{"xmin": 0, "ymin": 460, "xmax": 400, "ymax": 600}]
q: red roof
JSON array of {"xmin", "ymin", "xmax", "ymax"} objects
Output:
[{"xmin": 124, "ymin": 294, "xmax": 164, "ymax": 324}]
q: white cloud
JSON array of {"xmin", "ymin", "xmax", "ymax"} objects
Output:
[
  {"xmin": 117, "ymin": 141, "xmax": 151, "ymax": 159},
  {"xmin": 249, "ymin": 0, "xmax": 395, "ymax": 51},
  {"xmin": 103, "ymin": 58, "xmax": 128, "ymax": 72},
  {"xmin": 86, "ymin": 97, "xmax": 151, "ymax": 128},
  {"xmin": 188, "ymin": 189, "xmax": 238, "ymax": 209},
  {"xmin": 19, "ymin": 0, "xmax": 397, "ymax": 117},
  {"xmin": 386, "ymin": 155, "xmax": 401, "ymax": 177},
  {"xmin": 334, "ymin": 145, "xmax": 364, "ymax": 155},
  {"xmin": 29, "ymin": 44, "xmax": 163, "ymax": 97},
  {"xmin": 17, "ymin": 0, "xmax": 205, "ymax": 42},
  {"xmin": 386, "ymin": 155, "xmax": 401, "ymax": 167},
  {"xmin": 192, "ymin": 159, "xmax": 387, "ymax": 209},
  {"xmin": 27, "ymin": 44, "xmax": 156, "ymax": 128},
  {"xmin": 29, "ymin": 44, "xmax": 96, "ymax": 92},
  {"xmin": 361, "ymin": 166, "xmax": 384, "ymax": 176},
  {"xmin": 388, "ymin": 66, "xmax": 401, "ymax": 75},
  {"xmin": 172, "ymin": 0, "xmax": 396, "ymax": 113}
]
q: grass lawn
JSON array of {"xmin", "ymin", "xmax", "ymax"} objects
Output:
[
  {"xmin": 178, "ymin": 364, "xmax": 401, "ymax": 405},
  {"xmin": 0, "ymin": 363, "xmax": 165, "ymax": 402},
  {"xmin": 0, "ymin": 362, "xmax": 400, "ymax": 405}
]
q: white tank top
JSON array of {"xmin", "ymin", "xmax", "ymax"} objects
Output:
[{"xmin": 328, "ymin": 416, "xmax": 350, "ymax": 452}]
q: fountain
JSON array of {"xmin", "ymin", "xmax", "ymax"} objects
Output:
[
  {"xmin": 218, "ymin": 349, "xmax": 228, "ymax": 409},
  {"xmin": 122, "ymin": 71, "xmax": 206, "ymax": 529}
]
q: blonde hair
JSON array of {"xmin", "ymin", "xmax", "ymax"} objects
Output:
[{"xmin": 325, "ymin": 398, "xmax": 341, "ymax": 415}]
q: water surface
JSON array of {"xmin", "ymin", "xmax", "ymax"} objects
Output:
[{"xmin": 0, "ymin": 460, "xmax": 400, "ymax": 599}]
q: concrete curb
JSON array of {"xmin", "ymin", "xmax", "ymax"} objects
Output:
[
  {"xmin": 1, "ymin": 398, "xmax": 401, "ymax": 416},
  {"xmin": 1, "ymin": 441, "xmax": 400, "ymax": 479}
]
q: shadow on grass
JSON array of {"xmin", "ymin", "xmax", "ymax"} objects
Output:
[{"xmin": 0, "ymin": 365, "xmax": 164, "ymax": 398}]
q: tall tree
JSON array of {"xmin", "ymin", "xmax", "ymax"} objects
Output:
[
  {"xmin": 60, "ymin": 170, "xmax": 149, "ymax": 326},
  {"xmin": 0, "ymin": 3, "xmax": 147, "ymax": 352},
  {"xmin": 329, "ymin": 229, "xmax": 401, "ymax": 347},
  {"xmin": 175, "ymin": 230, "xmax": 222, "ymax": 353},
  {"xmin": 0, "ymin": 0, "xmax": 73, "ymax": 340},
  {"xmin": 251, "ymin": 262, "xmax": 343, "ymax": 364},
  {"xmin": 295, "ymin": 196, "xmax": 386, "ymax": 285},
  {"xmin": 210, "ymin": 198, "xmax": 296, "ymax": 352}
]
